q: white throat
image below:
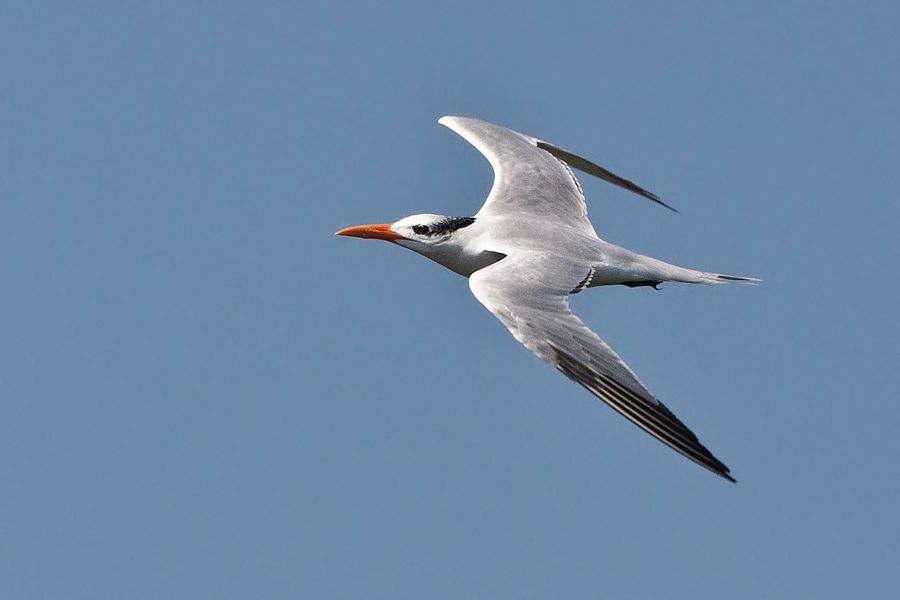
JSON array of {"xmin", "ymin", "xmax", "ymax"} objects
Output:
[{"xmin": 396, "ymin": 224, "xmax": 505, "ymax": 277}]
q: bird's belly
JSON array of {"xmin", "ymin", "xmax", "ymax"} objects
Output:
[{"xmin": 588, "ymin": 264, "xmax": 641, "ymax": 286}]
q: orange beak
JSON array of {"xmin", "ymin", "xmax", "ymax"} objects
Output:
[{"xmin": 335, "ymin": 223, "xmax": 405, "ymax": 242}]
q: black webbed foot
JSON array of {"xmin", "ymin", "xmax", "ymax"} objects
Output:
[{"xmin": 622, "ymin": 280, "xmax": 662, "ymax": 290}]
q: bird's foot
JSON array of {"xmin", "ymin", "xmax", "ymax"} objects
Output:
[{"xmin": 622, "ymin": 280, "xmax": 662, "ymax": 290}]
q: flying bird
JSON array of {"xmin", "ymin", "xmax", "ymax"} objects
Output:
[{"xmin": 337, "ymin": 116, "xmax": 757, "ymax": 482}]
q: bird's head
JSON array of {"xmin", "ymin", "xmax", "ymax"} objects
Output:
[
  {"xmin": 337, "ymin": 213, "xmax": 502, "ymax": 277},
  {"xmin": 336, "ymin": 214, "xmax": 476, "ymax": 251}
]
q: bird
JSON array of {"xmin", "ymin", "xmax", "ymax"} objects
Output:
[{"xmin": 337, "ymin": 116, "xmax": 757, "ymax": 482}]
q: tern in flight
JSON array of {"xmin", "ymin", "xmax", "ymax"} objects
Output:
[{"xmin": 337, "ymin": 116, "xmax": 757, "ymax": 482}]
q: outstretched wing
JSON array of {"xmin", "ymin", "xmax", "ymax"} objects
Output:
[
  {"xmin": 438, "ymin": 116, "xmax": 671, "ymax": 235},
  {"xmin": 468, "ymin": 252, "xmax": 734, "ymax": 482}
]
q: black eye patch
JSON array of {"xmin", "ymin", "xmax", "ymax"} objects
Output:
[
  {"xmin": 412, "ymin": 217, "xmax": 474, "ymax": 236},
  {"xmin": 443, "ymin": 217, "xmax": 476, "ymax": 232}
]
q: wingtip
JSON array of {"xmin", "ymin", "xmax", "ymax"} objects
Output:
[
  {"xmin": 630, "ymin": 188, "xmax": 677, "ymax": 213},
  {"xmin": 699, "ymin": 453, "xmax": 736, "ymax": 483},
  {"xmin": 639, "ymin": 187, "xmax": 677, "ymax": 212},
  {"xmin": 703, "ymin": 459, "xmax": 736, "ymax": 483},
  {"xmin": 656, "ymin": 198, "xmax": 678, "ymax": 213}
]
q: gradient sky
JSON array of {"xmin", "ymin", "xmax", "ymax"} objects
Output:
[{"xmin": 2, "ymin": 2, "xmax": 899, "ymax": 598}]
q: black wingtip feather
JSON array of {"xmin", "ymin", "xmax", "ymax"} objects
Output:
[
  {"xmin": 550, "ymin": 343, "xmax": 735, "ymax": 483},
  {"xmin": 536, "ymin": 141, "xmax": 677, "ymax": 213}
]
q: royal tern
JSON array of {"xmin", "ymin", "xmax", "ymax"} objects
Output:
[{"xmin": 337, "ymin": 116, "xmax": 757, "ymax": 482}]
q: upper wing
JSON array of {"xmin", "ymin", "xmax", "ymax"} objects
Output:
[
  {"xmin": 438, "ymin": 116, "xmax": 672, "ymax": 234},
  {"xmin": 468, "ymin": 253, "xmax": 734, "ymax": 482},
  {"xmin": 439, "ymin": 116, "xmax": 595, "ymax": 234}
]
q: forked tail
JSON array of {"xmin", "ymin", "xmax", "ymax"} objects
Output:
[
  {"xmin": 665, "ymin": 266, "xmax": 761, "ymax": 285},
  {"xmin": 631, "ymin": 254, "xmax": 761, "ymax": 285},
  {"xmin": 591, "ymin": 248, "xmax": 761, "ymax": 287}
]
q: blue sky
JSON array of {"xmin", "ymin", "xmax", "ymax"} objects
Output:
[{"xmin": 2, "ymin": 2, "xmax": 898, "ymax": 598}]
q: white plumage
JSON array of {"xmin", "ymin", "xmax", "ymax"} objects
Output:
[{"xmin": 338, "ymin": 116, "xmax": 758, "ymax": 481}]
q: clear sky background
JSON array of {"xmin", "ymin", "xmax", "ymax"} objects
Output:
[{"xmin": 2, "ymin": 2, "xmax": 898, "ymax": 598}]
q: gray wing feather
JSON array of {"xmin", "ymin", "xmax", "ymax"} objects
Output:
[
  {"xmin": 439, "ymin": 116, "xmax": 595, "ymax": 234},
  {"xmin": 439, "ymin": 116, "xmax": 670, "ymax": 229},
  {"xmin": 469, "ymin": 254, "xmax": 734, "ymax": 482}
]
